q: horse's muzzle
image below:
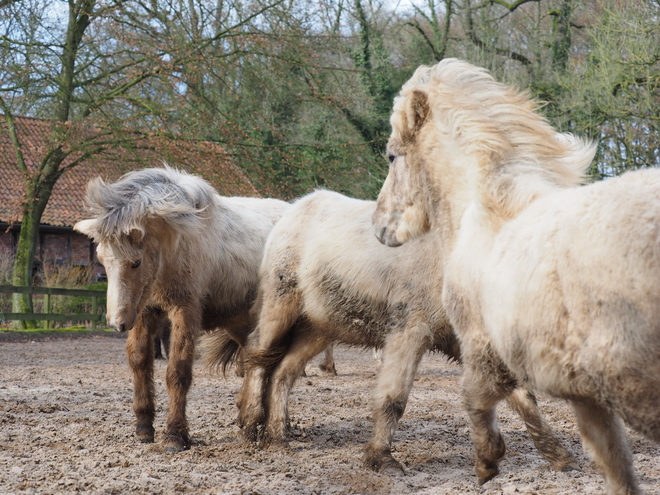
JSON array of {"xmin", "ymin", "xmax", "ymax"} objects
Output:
[{"xmin": 374, "ymin": 226, "xmax": 403, "ymax": 248}]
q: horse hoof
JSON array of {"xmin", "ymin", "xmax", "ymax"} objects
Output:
[
  {"xmin": 363, "ymin": 451, "xmax": 405, "ymax": 476},
  {"xmin": 241, "ymin": 424, "xmax": 260, "ymax": 444},
  {"xmin": 561, "ymin": 462, "xmax": 581, "ymax": 473},
  {"xmin": 164, "ymin": 438, "xmax": 189, "ymax": 452},
  {"xmin": 135, "ymin": 425, "xmax": 155, "ymax": 443},
  {"xmin": 318, "ymin": 364, "xmax": 337, "ymax": 376},
  {"xmin": 265, "ymin": 440, "xmax": 289, "ymax": 451},
  {"xmin": 379, "ymin": 460, "xmax": 406, "ymax": 476},
  {"xmin": 163, "ymin": 432, "xmax": 190, "ymax": 452},
  {"xmin": 164, "ymin": 443, "xmax": 186, "ymax": 453},
  {"xmin": 262, "ymin": 435, "xmax": 289, "ymax": 450},
  {"xmin": 476, "ymin": 464, "xmax": 500, "ymax": 485}
]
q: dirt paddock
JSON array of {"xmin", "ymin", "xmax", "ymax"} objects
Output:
[{"xmin": 1, "ymin": 334, "xmax": 658, "ymax": 494}]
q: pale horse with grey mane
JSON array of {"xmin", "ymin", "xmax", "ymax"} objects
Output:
[
  {"xmin": 74, "ymin": 166, "xmax": 293, "ymax": 452},
  {"xmin": 373, "ymin": 58, "xmax": 660, "ymax": 495},
  {"xmin": 206, "ymin": 189, "xmax": 577, "ymax": 475}
]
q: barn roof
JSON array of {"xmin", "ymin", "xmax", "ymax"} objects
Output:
[{"xmin": 0, "ymin": 115, "xmax": 260, "ymax": 228}]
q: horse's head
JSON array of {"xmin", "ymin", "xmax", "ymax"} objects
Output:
[
  {"xmin": 373, "ymin": 66, "xmax": 438, "ymax": 248},
  {"xmin": 75, "ymin": 219, "xmax": 161, "ymax": 332},
  {"xmin": 75, "ymin": 167, "xmax": 216, "ymax": 332},
  {"xmin": 374, "ymin": 59, "xmax": 594, "ymax": 248},
  {"xmin": 373, "ymin": 60, "xmax": 500, "ymax": 247}
]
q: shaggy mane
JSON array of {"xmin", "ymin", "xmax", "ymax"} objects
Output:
[
  {"xmin": 393, "ymin": 59, "xmax": 597, "ymax": 220},
  {"xmin": 84, "ymin": 165, "xmax": 216, "ymax": 242}
]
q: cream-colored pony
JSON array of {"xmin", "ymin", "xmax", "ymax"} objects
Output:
[
  {"xmin": 227, "ymin": 189, "xmax": 576, "ymax": 475},
  {"xmin": 372, "ymin": 58, "xmax": 660, "ymax": 495}
]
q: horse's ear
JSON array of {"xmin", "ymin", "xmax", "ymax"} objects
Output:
[
  {"xmin": 407, "ymin": 90, "xmax": 430, "ymax": 134},
  {"xmin": 74, "ymin": 219, "xmax": 99, "ymax": 240}
]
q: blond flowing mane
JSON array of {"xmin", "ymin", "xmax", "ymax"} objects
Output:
[{"xmin": 393, "ymin": 59, "xmax": 597, "ymax": 220}]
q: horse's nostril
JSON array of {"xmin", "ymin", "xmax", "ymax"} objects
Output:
[
  {"xmin": 376, "ymin": 226, "xmax": 387, "ymax": 243},
  {"xmin": 118, "ymin": 323, "xmax": 126, "ymax": 333}
]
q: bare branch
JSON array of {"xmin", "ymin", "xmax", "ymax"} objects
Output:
[
  {"xmin": 489, "ymin": 0, "xmax": 539, "ymax": 13},
  {"xmin": 0, "ymin": 99, "xmax": 28, "ymax": 175},
  {"xmin": 464, "ymin": 0, "xmax": 532, "ymax": 66}
]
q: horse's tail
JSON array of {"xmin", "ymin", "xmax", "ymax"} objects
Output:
[
  {"xmin": 431, "ymin": 323, "xmax": 463, "ymax": 364},
  {"xmin": 244, "ymin": 318, "xmax": 305, "ymax": 375},
  {"xmin": 200, "ymin": 331, "xmax": 242, "ymax": 377}
]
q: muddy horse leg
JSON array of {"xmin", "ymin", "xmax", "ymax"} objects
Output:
[
  {"xmin": 506, "ymin": 388, "xmax": 578, "ymax": 471},
  {"xmin": 363, "ymin": 322, "xmax": 430, "ymax": 475},
  {"xmin": 237, "ymin": 289, "xmax": 300, "ymax": 443},
  {"xmin": 162, "ymin": 304, "xmax": 199, "ymax": 452},
  {"xmin": 318, "ymin": 344, "xmax": 337, "ymax": 376},
  {"xmin": 237, "ymin": 353, "xmax": 267, "ymax": 442},
  {"xmin": 126, "ymin": 308, "xmax": 159, "ymax": 443},
  {"xmin": 460, "ymin": 335, "xmax": 518, "ymax": 485},
  {"xmin": 572, "ymin": 399, "xmax": 640, "ymax": 495},
  {"xmin": 264, "ymin": 333, "xmax": 331, "ymax": 446},
  {"xmin": 234, "ymin": 347, "xmax": 246, "ymax": 378}
]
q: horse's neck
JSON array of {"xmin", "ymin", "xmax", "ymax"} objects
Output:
[
  {"xmin": 476, "ymin": 162, "xmax": 565, "ymax": 233},
  {"xmin": 438, "ymin": 171, "xmax": 556, "ymax": 261}
]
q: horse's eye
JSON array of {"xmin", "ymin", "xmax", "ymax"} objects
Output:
[
  {"xmin": 388, "ymin": 154, "xmax": 396, "ymax": 164},
  {"xmin": 131, "ymin": 260, "xmax": 142, "ymax": 269}
]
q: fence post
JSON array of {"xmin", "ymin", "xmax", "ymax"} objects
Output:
[
  {"xmin": 44, "ymin": 293, "xmax": 51, "ymax": 329},
  {"xmin": 91, "ymin": 296, "xmax": 98, "ymax": 331}
]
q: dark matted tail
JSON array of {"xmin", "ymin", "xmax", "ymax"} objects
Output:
[
  {"xmin": 431, "ymin": 323, "xmax": 463, "ymax": 364},
  {"xmin": 200, "ymin": 331, "xmax": 242, "ymax": 377},
  {"xmin": 245, "ymin": 317, "xmax": 307, "ymax": 374}
]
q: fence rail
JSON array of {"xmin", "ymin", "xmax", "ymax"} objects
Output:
[{"xmin": 0, "ymin": 285, "xmax": 105, "ymax": 329}]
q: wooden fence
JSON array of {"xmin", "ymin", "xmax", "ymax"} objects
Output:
[{"xmin": 0, "ymin": 285, "xmax": 105, "ymax": 330}]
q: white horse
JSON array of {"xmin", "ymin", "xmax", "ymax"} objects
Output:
[
  {"xmin": 372, "ymin": 58, "xmax": 660, "ymax": 495},
  {"xmin": 74, "ymin": 166, "xmax": 289, "ymax": 452},
  {"xmin": 223, "ymin": 189, "xmax": 576, "ymax": 475}
]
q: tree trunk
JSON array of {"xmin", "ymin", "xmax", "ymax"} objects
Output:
[
  {"xmin": 11, "ymin": 168, "xmax": 60, "ymax": 329},
  {"xmin": 551, "ymin": 0, "xmax": 573, "ymax": 72}
]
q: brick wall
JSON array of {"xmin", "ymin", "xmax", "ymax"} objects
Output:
[
  {"xmin": 0, "ymin": 228, "xmax": 105, "ymax": 280},
  {"xmin": 41, "ymin": 233, "xmax": 70, "ymax": 263},
  {"xmin": 0, "ymin": 231, "xmax": 13, "ymax": 253}
]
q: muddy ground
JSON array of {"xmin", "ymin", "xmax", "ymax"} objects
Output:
[{"xmin": 0, "ymin": 334, "xmax": 658, "ymax": 494}]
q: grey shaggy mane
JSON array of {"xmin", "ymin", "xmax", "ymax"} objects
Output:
[{"xmin": 85, "ymin": 166, "xmax": 217, "ymax": 240}]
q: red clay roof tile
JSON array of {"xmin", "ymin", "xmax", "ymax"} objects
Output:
[{"xmin": 0, "ymin": 116, "xmax": 260, "ymax": 227}]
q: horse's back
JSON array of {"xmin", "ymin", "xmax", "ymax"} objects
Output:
[
  {"xmin": 219, "ymin": 196, "xmax": 291, "ymax": 226},
  {"xmin": 479, "ymin": 168, "xmax": 660, "ymax": 402},
  {"xmin": 170, "ymin": 196, "xmax": 289, "ymax": 333},
  {"xmin": 262, "ymin": 190, "xmax": 446, "ymax": 348}
]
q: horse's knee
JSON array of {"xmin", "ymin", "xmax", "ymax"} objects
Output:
[
  {"xmin": 373, "ymin": 397, "xmax": 406, "ymax": 425},
  {"xmin": 166, "ymin": 359, "xmax": 194, "ymax": 391},
  {"xmin": 127, "ymin": 334, "xmax": 155, "ymax": 371}
]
